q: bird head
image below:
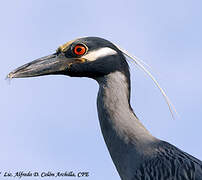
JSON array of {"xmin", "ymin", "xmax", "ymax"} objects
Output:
[
  {"xmin": 7, "ymin": 36, "xmax": 177, "ymax": 118},
  {"xmin": 8, "ymin": 37, "xmax": 129, "ymax": 79}
]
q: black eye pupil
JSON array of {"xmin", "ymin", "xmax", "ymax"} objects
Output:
[{"xmin": 76, "ymin": 47, "xmax": 82, "ymax": 52}]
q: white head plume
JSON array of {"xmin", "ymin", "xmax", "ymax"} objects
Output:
[{"xmin": 115, "ymin": 45, "xmax": 178, "ymax": 119}]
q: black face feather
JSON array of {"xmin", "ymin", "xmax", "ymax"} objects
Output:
[
  {"xmin": 60, "ymin": 37, "xmax": 129, "ymax": 77},
  {"xmin": 65, "ymin": 52, "xmax": 128, "ymax": 77}
]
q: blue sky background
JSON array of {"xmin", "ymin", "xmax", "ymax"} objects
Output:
[{"xmin": 1, "ymin": 0, "xmax": 202, "ymax": 179}]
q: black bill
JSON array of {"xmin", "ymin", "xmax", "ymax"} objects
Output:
[{"xmin": 7, "ymin": 54, "xmax": 79, "ymax": 79}]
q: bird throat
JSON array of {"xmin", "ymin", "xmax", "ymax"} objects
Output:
[{"xmin": 96, "ymin": 71, "xmax": 156, "ymax": 179}]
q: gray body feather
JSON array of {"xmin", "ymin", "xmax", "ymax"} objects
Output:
[{"xmin": 96, "ymin": 71, "xmax": 202, "ymax": 180}]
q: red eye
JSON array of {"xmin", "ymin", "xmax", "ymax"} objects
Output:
[{"xmin": 73, "ymin": 44, "xmax": 86, "ymax": 56}]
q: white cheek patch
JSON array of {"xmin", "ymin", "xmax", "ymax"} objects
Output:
[{"xmin": 82, "ymin": 47, "xmax": 117, "ymax": 61}]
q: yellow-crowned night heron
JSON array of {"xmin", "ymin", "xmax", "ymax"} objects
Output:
[{"xmin": 8, "ymin": 37, "xmax": 202, "ymax": 180}]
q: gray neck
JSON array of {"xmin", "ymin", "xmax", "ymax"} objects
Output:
[{"xmin": 96, "ymin": 71, "xmax": 157, "ymax": 180}]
